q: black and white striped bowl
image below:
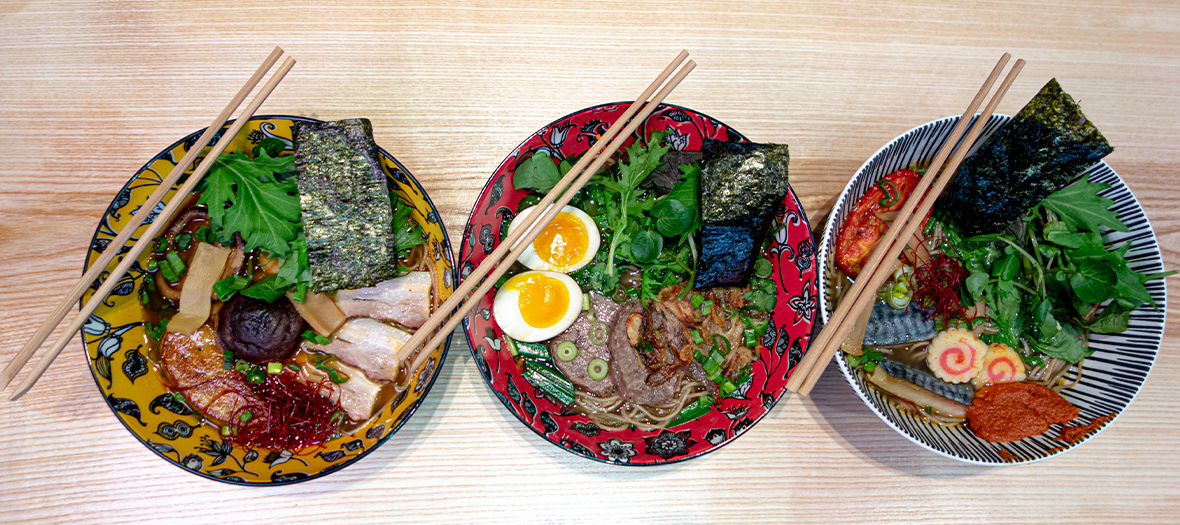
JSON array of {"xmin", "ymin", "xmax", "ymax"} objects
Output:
[{"xmin": 816, "ymin": 114, "xmax": 1168, "ymax": 465}]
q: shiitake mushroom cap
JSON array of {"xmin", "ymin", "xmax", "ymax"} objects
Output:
[{"xmin": 216, "ymin": 294, "xmax": 304, "ymax": 363}]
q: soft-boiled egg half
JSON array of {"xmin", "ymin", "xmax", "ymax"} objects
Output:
[
  {"xmin": 494, "ymin": 270, "xmax": 583, "ymax": 342},
  {"xmin": 506, "ymin": 205, "xmax": 600, "ymax": 273}
]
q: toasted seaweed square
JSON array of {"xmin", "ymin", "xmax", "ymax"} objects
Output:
[{"xmin": 293, "ymin": 118, "xmax": 399, "ymax": 292}]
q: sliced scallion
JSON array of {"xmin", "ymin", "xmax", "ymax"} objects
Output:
[{"xmin": 555, "ymin": 341, "xmax": 578, "ymax": 362}]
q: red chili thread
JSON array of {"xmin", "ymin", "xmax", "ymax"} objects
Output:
[
  {"xmin": 912, "ymin": 252, "xmax": 969, "ymax": 322},
  {"xmin": 227, "ymin": 371, "xmax": 344, "ymax": 452}
]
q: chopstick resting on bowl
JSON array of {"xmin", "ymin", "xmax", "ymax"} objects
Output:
[
  {"xmin": 786, "ymin": 54, "xmax": 1025, "ymax": 396},
  {"xmin": 3, "ymin": 48, "xmax": 296, "ymax": 400},
  {"xmin": 394, "ymin": 51, "xmax": 697, "ymax": 378}
]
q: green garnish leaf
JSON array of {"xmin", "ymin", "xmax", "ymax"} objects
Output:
[
  {"xmin": 197, "ymin": 149, "xmax": 299, "ymax": 258},
  {"xmin": 629, "ymin": 229, "xmax": 663, "ymax": 263},
  {"xmin": 1070, "ymin": 258, "xmax": 1117, "ymax": 303},
  {"xmin": 652, "ymin": 199, "xmax": 693, "ymax": 237},
  {"xmin": 1039, "ymin": 177, "xmax": 1128, "ymax": 233},
  {"xmin": 512, "ymin": 152, "xmax": 562, "ymax": 193},
  {"xmin": 240, "ymin": 274, "xmax": 289, "ymax": 303}
]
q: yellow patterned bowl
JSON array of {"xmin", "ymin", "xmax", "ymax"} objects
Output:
[{"xmin": 82, "ymin": 116, "xmax": 455, "ymax": 484}]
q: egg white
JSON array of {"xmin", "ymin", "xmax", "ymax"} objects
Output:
[
  {"xmin": 506, "ymin": 205, "xmax": 600, "ymax": 273},
  {"xmin": 493, "ymin": 270, "xmax": 584, "ymax": 342}
]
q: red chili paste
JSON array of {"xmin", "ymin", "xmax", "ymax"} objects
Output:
[{"xmin": 966, "ymin": 382, "xmax": 1078, "ymax": 443}]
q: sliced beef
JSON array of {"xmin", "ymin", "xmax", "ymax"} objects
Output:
[
  {"xmin": 609, "ymin": 301, "xmax": 679, "ymax": 406},
  {"xmin": 548, "ymin": 293, "xmax": 619, "ymax": 396}
]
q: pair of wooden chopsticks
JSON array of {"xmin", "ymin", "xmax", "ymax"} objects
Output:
[
  {"xmin": 785, "ymin": 53, "xmax": 1025, "ymax": 396},
  {"xmin": 393, "ymin": 51, "xmax": 697, "ymax": 377},
  {"xmin": 1, "ymin": 47, "xmax": 296, "ymax": 400}
]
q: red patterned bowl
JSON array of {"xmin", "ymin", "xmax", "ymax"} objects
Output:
[{"xmin": 459, "ymin": 103, "xmax": 816, "ymax": 465}]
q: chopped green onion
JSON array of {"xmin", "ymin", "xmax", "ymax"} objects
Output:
[
  {"xmin": 691, "ymin": 294, "xmax": 705, "ymax": 309},
  {"xmin": 924, "ymin": 406, "xmax": 933, "ymax": 414},
  {"xmin": 239, "ymin": 410, "xmax": 253, "ymax": 423},
  {"xmin": 587, "ymin": 322, "xmax": 610, "ymax": 345},
  {"xmin": 521, "ymin": 359, "xmax": 576, "ymax": 405},
  {"xmin": 582, "ymin": 293, "xmax": 590, "ymax": 311},
  {"xmin": 712, "ymin": 334, "xmax": 731, "ymax": 355},
  {"xmin": 702, "ymin": 358, "xmax": 720, "ymax": 375},
  {"xmin": 172, "ymin": 392, "xmax": 185, "ymax": 404},
  {"xmin": 146, "ymin": 259, "xmax": 158, "ymax": 271},
  {"xmin": 706, "ymin": 365, "xmax": 722, "ymax": 381},
  {"xmin": 329, "ymin": 411, "xmax": 347, "ymax": 427},
  {"xmin": 847, "ymin": 355, "xmax": 862, "ymax": 368},
  {"xmin": 694, "ymin": 350, "xmax": 706, "ymax": 363},
  {"xmin": 743, "ymin": 328, "xmax": 757, "ymax": 348},
  {"xmin": 325, "ymin": 367, "xmax": 349, "ymax": 384},
  {"xmin": 587, "ymin": 358, "xmax": 609, "ymax": 381},
  {"xmin": 709, "ymin": 350, "xmax": 725, "ymax": 366},
  {"xmin": 504, "ymin": 337, "xmax": 519, "ymax": 356},
  {"xmin": 153, "ymin": 237, "xmax": 168, "ymax": 252},
  {"xmin": 512, "ymin": 339, "xmax": 550, "ymax": 360},
  {"xmin": 555, "ymin": 341, "xmax": 578, "ymax": 362},
  {"xmin": 877, "ymin": 179, "xmax": 900, "ymax": 207},
  {"xmin": 286, "ymin": 363, "xmax": 300, "ymax": 372},
  {"xmin": 174, "ymin": 232, "xmax": 193, "ymax": 251},
  {"xmin": 220, "ymin": 425, "xmax": 233, "ymax": 436},
  {"xmin": 158, "ymin": 258, "xmax": 179, "ymax": 282},
  {"xmin": 221, "ymin": 350, "xmax": 234, "ymax": 370},
  {"xmin": 701, "ymin": 300, "xmax": 712, "ymax": 316},
  {"xmin": 214, "ymin": 275, "xmax": 250, "ymax": 302},
  {"xmin": 301, "ymin": 329, "xmax": 332, "ymax": 345},
  {"xmin": 245, "ymin": 367, "xmax": 265, "ymax": 384},
  {"xmin": 165, "ymin": 251, "xmax": 186, "ymax": 276},
  {"xmin": 267, "ymin": 362, "xmax": 283, "ymax": 374},
  {"xmin": 193, "ymin": 225, "xmax": 212, "ymax": 243},
  {"xmin": 720, "ymin": 380, "xmax": 737, "ymax": 397},
  {"xmin": 691, "ymin": 329, "xmax": 703, "ymax": 345},
  {"xmin": 669, "ymin": 394, "xmax": 714, "ymax": 427},
  {"xmin": 293, "ymin": 282, "xmax": 308, "ymax": 304},
  {"xmin": 234, "ymin": 359, "xmax": 250, "ymax": 372},
  {"xmin": 863, "ymin": 362, "xmax": 877, "ymax": 372}
]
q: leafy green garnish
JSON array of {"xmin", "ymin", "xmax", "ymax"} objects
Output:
[
  {"xmin": 239, "ymin": 274, "xmax": 289, "ymax": 303},
  {"xmin": 197, "ymin": 149, "xmax": 299, "ymax": 258},
  {"xmin": 1038, "ymin": 178, "xmax": 1129, "ymax": 233},
  {"xmin": 941, "ymin": 173, "xmax": 1170, "ymax": 364},
  {"xmin": 213, "ymin": 275, "xmax": 250, "ymax": 302},
  {"xmin": 390, "ymin": 191, "xmax": 427, "ymax": 260},
  {"xmin": 512, "ymin": 152, "xmax": 563, "ymax": 193}
]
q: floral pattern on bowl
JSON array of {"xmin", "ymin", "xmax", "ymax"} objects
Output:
[
  {"xmin": 459, "ymin": 103, "xmax": 817, "ymax": 465},
  {"xmin": 82, "ymin": 116, "xmax": 455, "ymax": 484}
]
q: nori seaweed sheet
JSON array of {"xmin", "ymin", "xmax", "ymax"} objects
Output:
[
  {"xmin": 293, "ymin": 118, "xmax": 399, "ymax": 292},
  {"xmin": 694, "ymin": 140, "xmax": 790, "ymax": 288},
  {"xmin": 937, "ymin": 79, "xmax": 1113, "ymax": 236}
]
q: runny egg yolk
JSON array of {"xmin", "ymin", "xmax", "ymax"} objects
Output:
[
  {"xmin": 532, "ymin": 212, "xmax": 589, "ymax": 272},
  {"xmin": 506, "ymin": 272, "xmax": 569, "ymax": 328}
]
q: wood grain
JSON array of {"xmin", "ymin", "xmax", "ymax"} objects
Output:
[{"xmin": 1, "ymin": 0, "xmax": 1178, "ymax": 523}]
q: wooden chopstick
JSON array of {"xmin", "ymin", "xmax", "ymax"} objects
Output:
[
  {"xmin": 6, "ymin": 54, "xmax": 296, "ymax": 401},
  {"xmin": 783, "ymin": 54, "xmax": 1012, "ymax": 394},
  {"xmin": 789, "ymin": 55, "xmax": 1025, "ymax": 396},
  {"xmin": 0, "ymin": 47, "xmax": 286, "ymax": 393},
  {"xmin": 394, "ymin": 53, "xmax": 696, "ymax": 377}
]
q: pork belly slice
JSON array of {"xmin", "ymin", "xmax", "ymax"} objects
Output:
[
  {"xmin": 306, "ymin": 318, "xmax": 409, "ymax": 382},
  {"xmin": 333, "ymin": 271, "xmax": 432, "ymax": 328},
  {"xmin": 303, "ymin": 360, "xmax": 384, "ymax": 422}
]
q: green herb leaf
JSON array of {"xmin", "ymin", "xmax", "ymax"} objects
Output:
[
  {"xmin": 652, "ymin": 199, "xmax": 693, "ymax": 237},
  {"xmin": 753, "ymin": 258, "xmax": 773, "ymax": 279},
  {"xmin": 253, "ymin": 137, "xmax": 286, "ymax": 159},
  {"xmin": 512, "ymin": 152, "xmax": 562, "ymax": 193},
  {"xmin": 1070, "ymin": 258, "xmax": 1117, "ymax": 303},
  {"xmin": 965, "ymin": 271, "xmax": 990, "ymax": 303},
  {"xmin": 1034, "ymin": 322, "xmax": 1091, "ymax": 363},
  {"xmin": 1083, "ymin": 304, "xmax": 1132, "ymax": 334},
  {"xmin": 197, "ymin": 149, "xmax": 300, "ymax": 257},
  {"xmin": 630, "ymin": 229, "xmax": 663, "ymax": 263},
  {"xmin": 1040, "ymin": 177, "xmax": 1128, "ymax": 233}
]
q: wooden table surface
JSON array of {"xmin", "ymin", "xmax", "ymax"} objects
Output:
[{"xmin": 1, "ymin": 1, "xmax": 1177, "ymax": 523}]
